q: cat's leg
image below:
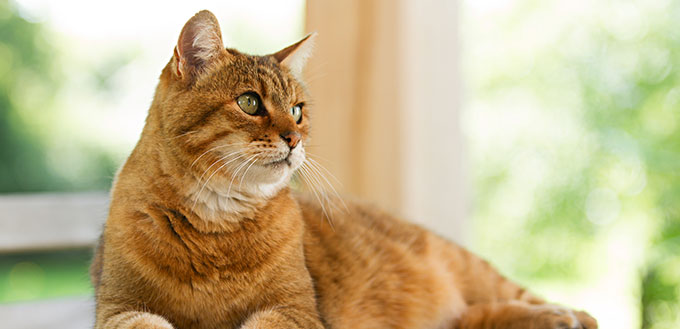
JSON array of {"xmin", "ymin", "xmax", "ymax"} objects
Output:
[
  {"xmin": 454, "ymin": 302, "xmax": 597, "ymax": 329},
  {"xmin": 97, "ymin": 310, "xmax": 174, "ymax": 329},
  {"xmin": 239, "ymin": 307, "xmax": 325, "ymax": 329},
  {"xmin": 441, "ymin": 244, "xmax": 597, "ymax": 328},
  {"xmin": 447, "ymin": 245, "xmax": 545, "ymax": 305}
]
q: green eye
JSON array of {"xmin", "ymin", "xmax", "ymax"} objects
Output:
[
  {"xmin": 290, "ymin": 104, "xmax": 303, "ymax": 123},
  {"xmin": 237, "ymin": 93, "xmax": 259, "ymax": 115}
]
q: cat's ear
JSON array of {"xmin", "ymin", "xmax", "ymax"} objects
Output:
[
  {"xmin": 173, "ymin": 10, "xmax": 226, "ymax": 80},
  {"xmin": 272, "ymin": 33, "xmax": 316, "ymax": 79}
]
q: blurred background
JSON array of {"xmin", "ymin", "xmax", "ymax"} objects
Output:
[{"xmin": 0, "ymin": 0, "xmax": 678, "ymax": 328}]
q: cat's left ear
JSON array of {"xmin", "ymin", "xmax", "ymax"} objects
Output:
[
  {"xmin": 272, "ymin": 33, "xmax": 317, "ymax": 79},
  {"xmin": 173, "ymin": 10, "xmax": 226, "ymax": 80}
]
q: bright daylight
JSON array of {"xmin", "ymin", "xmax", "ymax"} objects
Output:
[{"xmin": 0, "ymin": 0, "xmax": 678, "ymax": 329}]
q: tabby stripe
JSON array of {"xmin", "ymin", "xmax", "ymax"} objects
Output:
[
  {"xmin": 272, "ymin": 68, "xmax": 290, "ymax": 96},
  {"xmin": 163, "ymin": 211, "xmax": 205, "ymax": 277},
  {"xmin": 163, "ymin": 213, "xmax": 184, "ymax": 244},
  {"xmin": 188, "ymin": 130, "xmax": 234, "ymax": 156},
  {"xmin": 182, "ymin": 106, "xmax": 222, "ymax": 133},
  {"xmin": 280, "ymin": 309, "xmax": 305, "ymax": 329}
]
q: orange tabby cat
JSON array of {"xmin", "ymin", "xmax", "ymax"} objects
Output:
[{"xmin": 91, "ymin": 10, "xmax": 597, "ymax": 329}]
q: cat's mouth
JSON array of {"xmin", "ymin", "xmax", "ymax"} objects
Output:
[{"xmin": 266, "ymin": 154, "xmax": 292, "ymax": 167}]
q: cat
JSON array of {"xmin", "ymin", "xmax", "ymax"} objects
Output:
[{"xmin": 90, "ymin": 10, "xmax": 598, "ymax": 329}]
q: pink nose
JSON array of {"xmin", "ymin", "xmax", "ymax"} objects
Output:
[{"xmin": 280, "ymin": 131, "xmax": 301, "ymax": 149}]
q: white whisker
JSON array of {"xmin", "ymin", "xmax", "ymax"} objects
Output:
[
  {"xmin": 298, "ymin": 164, "xmax": 334, "ymax": 229},
  {"xmin": 226, "ymin": 154, "xmax": 259, "ymax": 199},
  {"xmin": 305, "ymin": 158, "xmax": 348, "ymax": 213},
  {"xmin": 305, "ymin": 155, "xmax": 343, "ymax": 187},
  {"xmin": 302, "ymin": 150, "xmax": 333, "ymax": 165},
  {"xmin": 192, "ymin": 152, "xmax": 246, "ymax": 211},
  {"xmin": 167, "ymin": 130, "xmax": 198, "ymax": 140},
  {"xmin": 190, "ymin": 143, "xmax": 245, "ymax": 169},
  {"xmin": 303, "ymin": 161, "xmax": 334, "ymax": 210},
  {"xmin": 239, "ymin": 153, "xmax": 262, "ymax": 190},
  {"xmin": 195, "ymin": 150, "xmax": 243, "ymax": 185}
]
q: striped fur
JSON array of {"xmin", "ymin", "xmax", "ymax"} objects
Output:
[{"xmin": 90, "ymin": 10, "xmax": 597, "ymax": 329}]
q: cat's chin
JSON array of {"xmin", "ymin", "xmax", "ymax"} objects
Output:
[
  {"xmin": 187, "ymin": 173, "xmax": 291, "ymax": 222},
  {"xmin": 245, "ymin": 150, "xmax": 305, "ymax": 187},
  {"xmin": 186, "ymin": 149, "xmax": 304, "ymax": 219},
  {"xmin": 240, "ymin": 162, "xmax": 292, "ymax": 186}
]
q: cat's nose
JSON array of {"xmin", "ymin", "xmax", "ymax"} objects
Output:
[{"xmin": 280, "ymin": 131, "xmax": 301, "ymax": 149}]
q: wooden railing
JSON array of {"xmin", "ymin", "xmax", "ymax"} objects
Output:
[{"xmin": 0, "ymin": 192, "xmax": 109, "ymax": 329}]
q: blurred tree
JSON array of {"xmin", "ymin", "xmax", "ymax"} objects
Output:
[
  {"xmin": 0, "ymin": 0, "xmax": 58, "ymax": 191},
  {"xmin": 464, "ymin": 1, "xmax": 680, "ymax": 328},
  {"xmin": 0, "ymin": 0, "xmax": 116, "ymax": 192}
]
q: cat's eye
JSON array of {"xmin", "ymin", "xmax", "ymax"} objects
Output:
[
  {"xmin": 237, "ymin": 93, "xmax": 260, "ymax": 115},
  {"xmin": 290, "ymin": 104, "xmax": 303, "ymax": 123}
]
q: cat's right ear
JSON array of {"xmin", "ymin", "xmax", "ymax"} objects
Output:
[{"xmin": 173, "ymin": 10, "xmax": 226, "ymax": 80}]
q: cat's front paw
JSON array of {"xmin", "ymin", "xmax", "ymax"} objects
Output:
[
  {"xmin": 534, "ymin": 305, "xmax": 597, "ymax": 329},
  {"xmin": 573, "ymin": 310, "xmax": 598, "ymax": 329},
  {"xmin": 119, "ymin": 312, "xmax": 175, "ymax": 329}
]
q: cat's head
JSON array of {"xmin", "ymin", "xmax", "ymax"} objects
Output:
[{"xmin": 153, "ymin": 10, "xmax": 314, "ymax": 203}]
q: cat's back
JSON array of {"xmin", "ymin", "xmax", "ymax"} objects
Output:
[{"xmin": 297, "ymin": 195, "xmax": 467, "ymax": 329}]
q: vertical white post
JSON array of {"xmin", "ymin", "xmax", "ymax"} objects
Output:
[{"xmin": 400, "ymin": 0, "xmax": 468, "ymax": 243}]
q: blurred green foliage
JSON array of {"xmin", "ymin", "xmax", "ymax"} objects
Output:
[
  {"xmin": 0, "ymin": 0, "xmax": 58, "ymax": 191},
  {"xmin": 0, "ymin": 249, "xmax": 93, "ymax": 302},
  {"xmin": 0, "ymin": 0, "xmax": 116, "ymax": 303},
  {"xmin": 0, "ymin": 0, "xmax": 117, "ymax": 193},
  {"xmin": 465, "ymin": 0, "xmax": 680, "ymax": 328}
]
